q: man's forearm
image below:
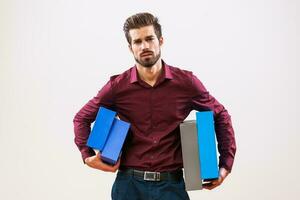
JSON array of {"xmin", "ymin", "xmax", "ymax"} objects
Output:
[{"xmin": 215, "ymin": 107, "xmax": 236, "ymax": 172}]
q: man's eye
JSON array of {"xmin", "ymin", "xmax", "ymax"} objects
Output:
[
  {"xmin": 146, "ymin": 38, "xmax": 154, "ymax": 41},
  {"xmin": 134, "ymin": 40, "xmax": 142, "ymax": 44}
]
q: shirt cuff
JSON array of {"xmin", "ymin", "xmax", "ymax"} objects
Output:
[{"xmin": 219, "ymin": 156, "xmax": 235, "ymax": 173}]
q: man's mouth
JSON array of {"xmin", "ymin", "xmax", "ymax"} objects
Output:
[{"xmin": 141, "ymin": 52, "xmax": 153, "ymax": 57}]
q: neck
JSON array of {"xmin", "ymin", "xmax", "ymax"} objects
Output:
[{"xmin": 136, "ymin": 59, "xmax": 163, "ymax": 85}]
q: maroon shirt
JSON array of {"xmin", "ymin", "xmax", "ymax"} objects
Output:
[{"xmin": 73, "ymin": 61, "xmax": 236, "ymax": 172}]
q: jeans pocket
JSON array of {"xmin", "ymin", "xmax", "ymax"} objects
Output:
[
  {"xmin": 111, "ymin": 175, "xmax": 132, "ymax": 200},
  {"xmin": 167, "ymin": 179, "xmax": 190, "ymax": 200}
]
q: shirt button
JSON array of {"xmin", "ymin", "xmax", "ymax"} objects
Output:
[
  {"xmin": 153, "ymin": 140, "xmax": 157, "ymax": 144},
  {"xmin": 150, "ymin": 156, "xmax": 154, "ymax": 159}
]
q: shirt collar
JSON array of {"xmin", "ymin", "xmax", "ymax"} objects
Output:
[{"xmin": 130, "ymin": 60, "xmax": 173, "ymax": 84}]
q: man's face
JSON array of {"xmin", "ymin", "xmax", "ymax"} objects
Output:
[{"xmin": 128, "ymin": 25, "xmax": 163, "ymax": 68}]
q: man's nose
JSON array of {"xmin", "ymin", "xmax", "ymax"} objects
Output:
[{"xmin": 141, "ymin": 41, "xmax": 150, "ymax": 49}]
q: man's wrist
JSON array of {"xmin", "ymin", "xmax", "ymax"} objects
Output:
[{"xmin": 219, "ymin": 167, "xmax": 229, "ymax": 180}]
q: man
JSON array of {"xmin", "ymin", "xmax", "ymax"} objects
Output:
[{"xmin": 73, "ymin": 12, "xmax": 236, "ymax": 200}]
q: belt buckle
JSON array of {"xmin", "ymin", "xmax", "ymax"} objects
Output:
[{"xmin": 144, "ymin": 171, "xmax": 160, "ymax": 181}]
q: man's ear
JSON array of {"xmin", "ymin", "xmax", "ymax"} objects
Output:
[
  {"xmin": 128, "ymin": 44, "xmax": 133, "ymax": 53},
  {"xmin": 159, "ymin": 36, "xmax": 164, "ymax": 46}
]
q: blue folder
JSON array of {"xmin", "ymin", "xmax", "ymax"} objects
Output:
[
  {"xmin": 196, "ymin": 111, "xmax": 219, "ymax": 180},
  {"xmin": 87, "ymin": 107, "xmax": 116, "ymax": 151},
  {"xmin": 101, "ymin": 119, "xmax": 130, "ymax": 164},
  {"xmin": 86, "ymin": 107, "xmax": 130, "ymax": 165}
]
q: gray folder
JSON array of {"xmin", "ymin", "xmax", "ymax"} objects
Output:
[{"xmin": 180, "ymin": 120, "xmax": 203, "ymax": 191}]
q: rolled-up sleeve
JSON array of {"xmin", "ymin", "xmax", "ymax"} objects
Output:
[
  {"xmin": 73, "ymin": 80, "xmax": 114, "ymax": 163},
  {"xmin": 190, "ymin": 74, "xmax": 236, "ymax": 172}
]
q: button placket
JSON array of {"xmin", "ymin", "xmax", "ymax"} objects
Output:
[{"xmin": 149, "ymin": 88, "xmax": 154, "ymax": 131}]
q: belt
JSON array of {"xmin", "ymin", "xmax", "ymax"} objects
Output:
[{"xmin": 118, "ymin": 168, "xmax": 183, "ymax": 182}]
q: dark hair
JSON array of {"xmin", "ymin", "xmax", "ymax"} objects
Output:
[{"xmin": 123, "ymin": 12, "xmax": 162, "ymax": 44}]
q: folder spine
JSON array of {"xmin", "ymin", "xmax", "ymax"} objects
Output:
[
  {"xmin": 101, "ymin": 119, "xmax": 130, "ymax": 164},
  {"xmin": 196, "ymin": 111, "xmax": 219, "ymax": 180},
  {"xmin": 87, "ymin": 107, "xmax": 116, "ymax": 151}
]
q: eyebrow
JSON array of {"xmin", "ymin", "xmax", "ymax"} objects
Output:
[
  {"xmin": 133, "ymin": 35, "xmax": 155, "ymax": 43},
  {"xmin": 145, "ymin": 35, "xmax": 155, "ymax": 39}
]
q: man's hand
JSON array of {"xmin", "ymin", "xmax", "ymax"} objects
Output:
[
  {"xmin": 84, "ymin": 152, "xmax": 120, "ymax": 172},
  {"xmin": 202, "ymin": 167, "xmax": 229, "ymax": 190}
]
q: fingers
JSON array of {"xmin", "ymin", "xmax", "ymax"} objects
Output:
[
  {"xmin": 85, "ymin": 153, "xmax": 121, "ymax": 173},
  {"xmin": 99, "ymin": 161, "xmax": 117, "ymax": 172},
  {"xmin": 203, "ymin": 180, "xmax": 219, "ymax": 190},
  {"xmin": 203, "ymin": 168, "xmax": 229, "ymax": 190},
  {"xmin": 203, "ymin": 178, "xmax": 223, "ymax": 190},
  {"xmin": 111, "ymin": 159, "xmax": 121, "ymax": 172},
  {"xmin": 98, "ymin": 156, "xmax": 121, "ymax": 172},
  {"xmin": 203, "ymin": 181, "xmax": 218, "ymax": 190}
]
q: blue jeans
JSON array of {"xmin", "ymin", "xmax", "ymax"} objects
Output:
[{"xmin": 111, "ymin": 171, "xmax": 190, "ymax": 200}]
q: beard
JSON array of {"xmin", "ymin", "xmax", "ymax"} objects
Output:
[{"xmin": 134, "ymin": 50, "xmax": 161, "ymax": 68}]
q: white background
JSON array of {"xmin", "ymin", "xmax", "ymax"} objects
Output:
[{"xmin": 0, "ymin": 0, "xmax": 299, "ymax": 199}]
